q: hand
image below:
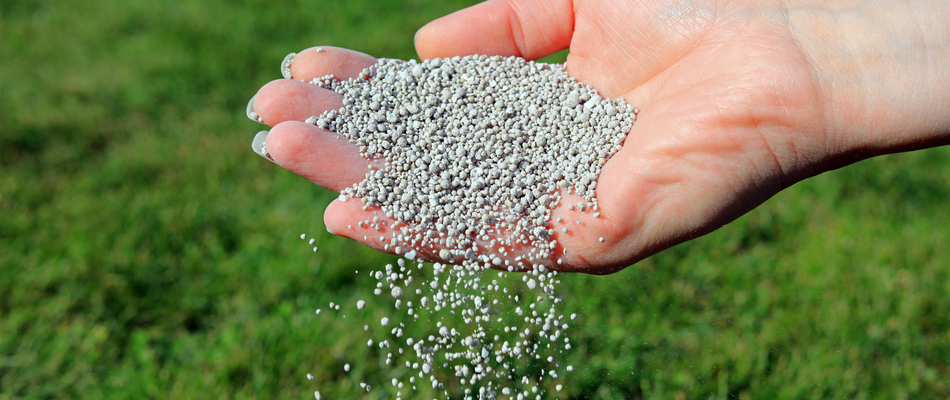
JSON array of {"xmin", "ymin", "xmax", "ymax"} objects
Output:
[{"xmin": 248, "ymin": 0, "xmax": 950, "ymax": 274}]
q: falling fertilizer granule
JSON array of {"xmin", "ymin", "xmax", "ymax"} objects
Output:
[{"xmin": 279, "ymin": 53, "xmax": 636, "ymax": 399}]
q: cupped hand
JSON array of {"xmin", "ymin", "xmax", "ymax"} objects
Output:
[{"xmin": 248, "ymin": 0, "xmax": 950, "ymax": 274}]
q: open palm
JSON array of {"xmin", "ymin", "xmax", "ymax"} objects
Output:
[{"xmin": 249, "ymin": 0, "xmax": 950, "ymax": 273}]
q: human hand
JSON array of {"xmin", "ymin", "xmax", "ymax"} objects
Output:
[{"xmin": 248, "ymin": 0, "xmax": 950, "ymax": 274}]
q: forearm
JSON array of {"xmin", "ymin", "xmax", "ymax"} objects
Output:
[{"xmin": 786, "ymin": 0, "xmax": 950, "ymax": 156}]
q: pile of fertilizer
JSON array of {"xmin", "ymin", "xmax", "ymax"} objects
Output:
[{"xmin": 286, "ymin": 54, "xmax": 636, "ymax": 399}]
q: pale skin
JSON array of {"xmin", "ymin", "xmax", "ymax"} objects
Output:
[{"xmin": 249, "ymin": 0, "xmax": 950, "ymax": 274}]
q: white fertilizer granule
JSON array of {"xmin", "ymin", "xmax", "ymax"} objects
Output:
[{"xmin": 280, "ymin": 54, "xmax": 636, "ymax": 399}]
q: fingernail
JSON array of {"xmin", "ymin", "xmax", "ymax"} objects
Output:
[
  {"xmin": 246, "ymin": 94, "xmax": 261, "ymax": 123},
  {"xmin": 281, "ymin": 52, "xmax": 296, "ymax": 79},
  {"xmin": 252, "ymin": 130, "xmax": 275, "ymax": 163}
]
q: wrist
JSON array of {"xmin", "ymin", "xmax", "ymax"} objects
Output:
[{"xmin": 785, "ymin": 0, "xmax": 950, "ymax": 157}]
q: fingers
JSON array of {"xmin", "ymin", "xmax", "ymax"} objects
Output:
[
  {"xmin": 284, "ymin": 46, "xmax": 378, "ymax": 83},
  {"xmin": 324, "ymin": 199, "xmax": 445, "ymax": 261},
  {"xmin": 414, "ymin": 0, "xmax": 574, "ymax": 60},
  {"xmin": 323, "ymin": 188, "xmax": 630, "ymax": 273},
  {"xmin": 263, "ymin": 121, "xmax": 384, "ymax": 192},
  {"xmin": 251, "ymin": 47, "xmax": 377, "ymax": 127},
  {"xmin": 248, "ymin": 47, "xmax": 382, "ymax": 191},
  {"xmin": 251, "ymin": 79, "xmax": 343, "ymax": 126},
  {"xmin": 324, "ymin": 198, "xmax": 518, "ymax": 269}
]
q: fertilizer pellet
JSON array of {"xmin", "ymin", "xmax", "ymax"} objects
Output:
[{"xmin": 284, "ymin": 54, "xmax": 635, "ymax": 399}]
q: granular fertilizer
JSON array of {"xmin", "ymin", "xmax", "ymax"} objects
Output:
[{"xmin": 272, "ymin": 53, "xmax": 636, "ymax": 399}]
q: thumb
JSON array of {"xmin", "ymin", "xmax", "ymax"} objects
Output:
[{"xmin": 414, "ymin": 0, "xmax": 574, "ymax": 60}]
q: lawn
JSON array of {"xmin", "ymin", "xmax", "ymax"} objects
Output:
[{"xmin": 1, "ymin": 0, "xmax": 948, "ymax": 398}]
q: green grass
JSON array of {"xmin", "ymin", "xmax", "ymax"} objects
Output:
[{"xmin": 1, "ymin": 0, "xmax": 948, "ymax": 398}]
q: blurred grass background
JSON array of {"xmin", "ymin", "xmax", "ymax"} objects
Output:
[{"xmin": 1, "ymin": 0, "xmax": 948, "ymax": 398}]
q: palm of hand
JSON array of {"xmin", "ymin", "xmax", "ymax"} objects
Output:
[
  {"xmin": 251, "ymin": 0, "xmax": 829, "ymax": 274},
  {"xmin": 554, "ymin": 0, "xmax": 827, "ymax": 272}
]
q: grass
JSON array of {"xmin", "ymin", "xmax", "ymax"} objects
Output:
[{"xmin": 1, "ymin": 0, "xmax": 948, "ymax": 398}]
